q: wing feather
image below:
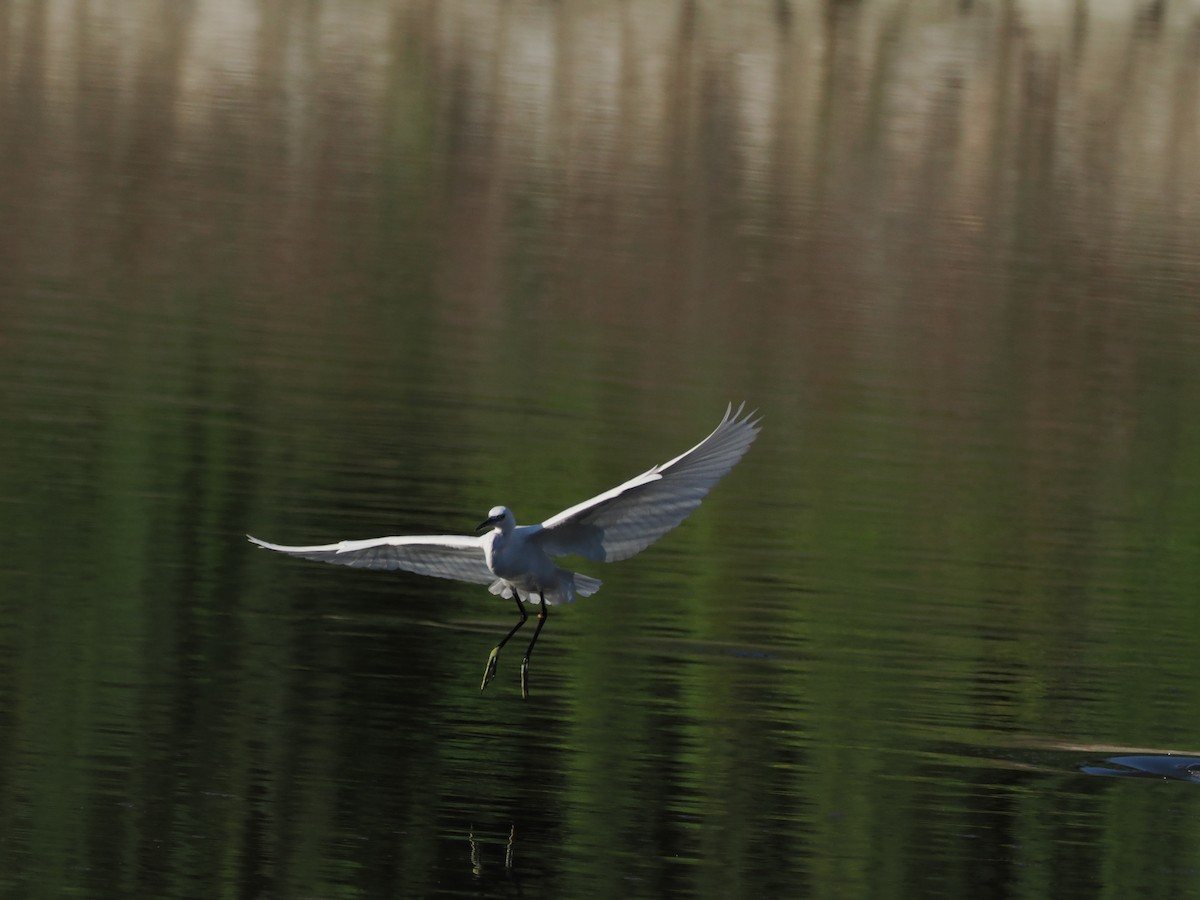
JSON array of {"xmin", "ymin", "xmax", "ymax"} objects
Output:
[
  {"xmin": 534, "ymin": 403, "xmax": 761, "ymax": 562},
  {"xmin": 247, "ymin": 533, "xmax": 494, "ymax": 585}
]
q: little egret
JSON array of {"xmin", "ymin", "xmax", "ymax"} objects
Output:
[{"xmin": 248, "ymin": 403, "xmax": 760, "ymax": 698}]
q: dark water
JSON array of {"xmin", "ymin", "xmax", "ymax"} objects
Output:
[{"xmin": 2, "ymin": 1, "xmax": 1200, "ymax": 897}]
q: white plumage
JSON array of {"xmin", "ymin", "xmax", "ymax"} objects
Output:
[{"xmin": 248, "ymin": 403, "xmax": 760, "ymax": 697}]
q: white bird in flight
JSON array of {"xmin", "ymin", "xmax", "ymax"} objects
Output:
[{"xmin": 248, "ymin": 404, "xmax": 760, "ymax": 698}]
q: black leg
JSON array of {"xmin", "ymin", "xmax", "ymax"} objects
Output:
[
  {"xmin": 519, "ymin": 593, "xmax": 549, "ymax": 700},
  {"xmin": 481, "ymin": 593, "xmax": 528, "ymax": 692}
]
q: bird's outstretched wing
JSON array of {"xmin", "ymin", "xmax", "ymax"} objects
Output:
[
  {"xmin": 247, "ymin": 533, "xmax": 495, "ymax": 585},
  {"xmin": 534, "ymin": 403, "xmax": 761, "ymax": 562}
]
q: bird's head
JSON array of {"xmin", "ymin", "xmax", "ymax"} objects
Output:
[{"xmin": 476, "ymin": 505, "xmax": 514, "ymax": 534}]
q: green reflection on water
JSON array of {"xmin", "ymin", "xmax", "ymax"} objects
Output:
[{"xmin": 1, "ymin": 0, "xmax": 1200, "ymax": 898}]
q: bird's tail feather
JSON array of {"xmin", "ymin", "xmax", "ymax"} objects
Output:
[
  {"xmin": 487, "ymin": 572, "xmax": 603, "ymax": 605},
  {"xmin": 573, "ymin": 573, "xmax": 602, "ymax": 597}
]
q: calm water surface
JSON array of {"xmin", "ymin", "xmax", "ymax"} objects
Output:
[{"xmin": 2, "ymin": 1, "xmax": 1200, "ymax": 897}]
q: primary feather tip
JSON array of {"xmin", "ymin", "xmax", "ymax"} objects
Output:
[{"xmin": 727, "ymin": 401, "xmax": 762, "ymax": 428}]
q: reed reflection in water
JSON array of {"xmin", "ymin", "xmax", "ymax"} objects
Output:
[{"xmin": 0, "ymin": 1, "xmax": 1199, "ymax": 898}]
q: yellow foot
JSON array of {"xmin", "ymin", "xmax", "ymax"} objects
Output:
[
  {"xmin": 481, "ymin": 646, "xmax": 500, "ymax": 692},
  {"xmin": 520, "ymin": 657, "xmax": 530, "ymax": 700}
]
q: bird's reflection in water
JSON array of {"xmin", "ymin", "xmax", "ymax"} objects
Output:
[
  {"xmin": 1080, "ymin": 755, "xmax": 1200, "ymax": 783},
  {"xmin": 469, "ymin": 824, "xmax": 517, "ymax": 876}
]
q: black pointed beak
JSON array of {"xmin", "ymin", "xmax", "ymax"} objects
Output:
[{"xmin": 476, "ymin": 518, "xmax": 492, "ymax": 533}]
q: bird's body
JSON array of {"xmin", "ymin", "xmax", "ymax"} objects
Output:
[
  {"xmin": 483, "ymin": 522, "xmax": 567, "ymax": 599},
  {"xmin": 249, "ymin": 404, "xmax": 760, "ymax": 697},
  {"xmin": 477, "ymin": 511, "xmax": 603, "ymax": 605}
]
